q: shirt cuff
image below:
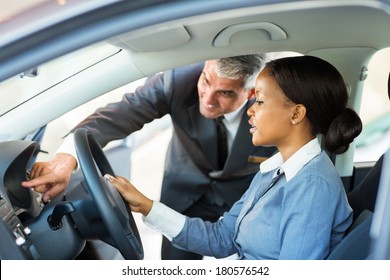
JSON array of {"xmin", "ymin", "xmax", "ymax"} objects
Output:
[
  {"xmin": 56, "ymin": 133, "xmax": 79, "ymax": 172},
  {"xmin": 143, "ymin": 201, "xmax": 186, "ymax": 241}
]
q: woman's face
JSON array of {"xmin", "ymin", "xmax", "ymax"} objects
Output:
[{"xmin": 247, "ymin": 68, "xmax": 295, "ymax": 147}]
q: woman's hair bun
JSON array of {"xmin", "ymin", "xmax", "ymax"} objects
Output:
[{"xmin": 325, "ymin": 108, "xmax": 362, "ymax": 154}]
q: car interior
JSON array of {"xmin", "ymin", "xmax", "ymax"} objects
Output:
[{"xmin": 0, "ymin": 0, "xmax": 390, "ymax": 260}]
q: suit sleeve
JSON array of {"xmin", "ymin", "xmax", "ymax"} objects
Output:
[{"xmin": 70, "ymin": 72, "xmax": 171, "ymax": 147}]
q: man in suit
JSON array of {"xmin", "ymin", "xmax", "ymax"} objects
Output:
[{"xmin": 22, "ymin": 54, "xmax": 276, "ymax": 259}]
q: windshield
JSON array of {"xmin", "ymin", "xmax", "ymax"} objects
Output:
[
  {"xmin": 0, "ymin": 43, "xmax": 120, "ymax": 117},
  {"xmin": 0, "ymin": 1, "xmax": 49, "ymax": 23}
]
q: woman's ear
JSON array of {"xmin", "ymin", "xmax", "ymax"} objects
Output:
[{"xmin": 291, "ymin": 104, "xmax": 306, "ymax": 125}]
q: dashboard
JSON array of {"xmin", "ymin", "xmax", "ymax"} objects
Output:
[
  {"xmin": 0, "ymin": 140, "xmax": 87, "ymax": 259},
  {"xmin": 0, "ymin": 136, "xmax": 142, "ymax": 260},
  {"xmin": 0, "ymin": 140, "xmax": 41, "ymax": 259}
]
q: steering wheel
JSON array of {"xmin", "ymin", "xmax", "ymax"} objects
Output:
[{"xmin": 74, "ymin": 128, "xmax": 143, "ymax": 259}]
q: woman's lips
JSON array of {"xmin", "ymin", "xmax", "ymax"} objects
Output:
[{"xmin": 249, "ymin": 125, "xmax": 257, "ymax": 134}]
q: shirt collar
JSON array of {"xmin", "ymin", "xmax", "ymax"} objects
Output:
[
  {"xmin": 259, "ymin": 138, "xmax": 321, "ymax": 182},
  {"xmin": 222, "ymin": 100, "xmax": 247, "ymax": 124}
]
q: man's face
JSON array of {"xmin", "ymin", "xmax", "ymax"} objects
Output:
[{"xmin": 197, "ymin": 60, "xmax": 253, "ymax": 119}]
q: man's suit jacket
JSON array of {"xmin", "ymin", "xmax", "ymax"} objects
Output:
[{"xmin": 73, "ymin": 62, "xmax": 276, "ymax": 213}]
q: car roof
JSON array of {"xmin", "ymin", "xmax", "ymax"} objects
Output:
[{"xmin": 1, "ymin": 0, "xmax": 390, "ymax": 80}]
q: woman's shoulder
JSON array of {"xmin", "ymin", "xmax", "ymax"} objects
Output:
[{"xmin": 294, "ymin": 151, "xmax": 344, "ymax": 190}]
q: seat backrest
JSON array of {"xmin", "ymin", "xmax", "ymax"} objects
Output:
[
  {"xmin": 326, "ymin": 209, "xmax": 373, "ymax": 260},
  {"xmin": 326, "ymin": 151, "xmax": 385, "ymax": 259},
  {"xmin": 347, "ymin": 155, "xmax": 383, "ymax": 221},
  {"xmin": 327, "ymin": 143, "xmax": 390, "ymax": 260}
]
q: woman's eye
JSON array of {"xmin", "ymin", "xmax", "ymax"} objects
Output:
[{"xmin": 255, "ymin": 100, "xmax": 264, "ymax": 105}]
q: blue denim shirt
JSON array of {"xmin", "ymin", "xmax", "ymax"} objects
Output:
[
  {"xmin": 145, "ymin": 139, "xmax": 353, "ymax": 259},
  {"xmin": 171, "ymin": 145, "xmax": 352, "ymax": 259}
]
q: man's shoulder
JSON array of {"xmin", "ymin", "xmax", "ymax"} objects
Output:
[{"xmin": 164, "ymin": 62, "xmax": 204, "ymax": 95}]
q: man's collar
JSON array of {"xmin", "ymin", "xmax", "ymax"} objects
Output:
[{"xmin": 223, "ymin": 100, "xmax": 248, "ymax": 123}]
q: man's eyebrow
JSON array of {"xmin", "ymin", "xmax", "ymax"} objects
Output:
[{"xmin": 216, "ymin": 89, "xmax": 236, "ymax": 95}]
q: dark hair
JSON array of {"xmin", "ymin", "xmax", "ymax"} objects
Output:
[
  {"xmin": 216, "ymin": 54, "xmax": 267, "ymax": 89},
  {"xmin": 266, "ymin": 55, "xmax": 362, "ymax": 154}
]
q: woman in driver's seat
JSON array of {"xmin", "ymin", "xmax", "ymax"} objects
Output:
[{"xmin": 107, "ymin": 55, "xmax": 362, "ymax": 259}]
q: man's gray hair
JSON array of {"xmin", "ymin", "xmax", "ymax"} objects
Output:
[{"xmin": 215, "ymin": 54, "xmax": 267, "ymax": 89}]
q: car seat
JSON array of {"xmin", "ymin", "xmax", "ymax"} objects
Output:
[
  {"xmin": 348, "ymin": 155, "xmax": 384, "ymax": 221},
  {"xmin": 326, "ymin": 209, "xmax": 373, "ymax": 260},
  {"xmin": 326, "ymin": 152, "xmax": 386, "ymax": 259}
]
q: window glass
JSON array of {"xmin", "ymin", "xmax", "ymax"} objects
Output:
[{"xmin": 354, "ymin": 48, "xmax": 390, "ymax": 163}]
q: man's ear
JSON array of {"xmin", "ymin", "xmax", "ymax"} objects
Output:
[
  {"xmin": 247, "ymin": 88, "xmax": 256, "ymax": 100},
  {"xmin": 291, "ymin": 104, "xmax": 306, "ymax": 125}
]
